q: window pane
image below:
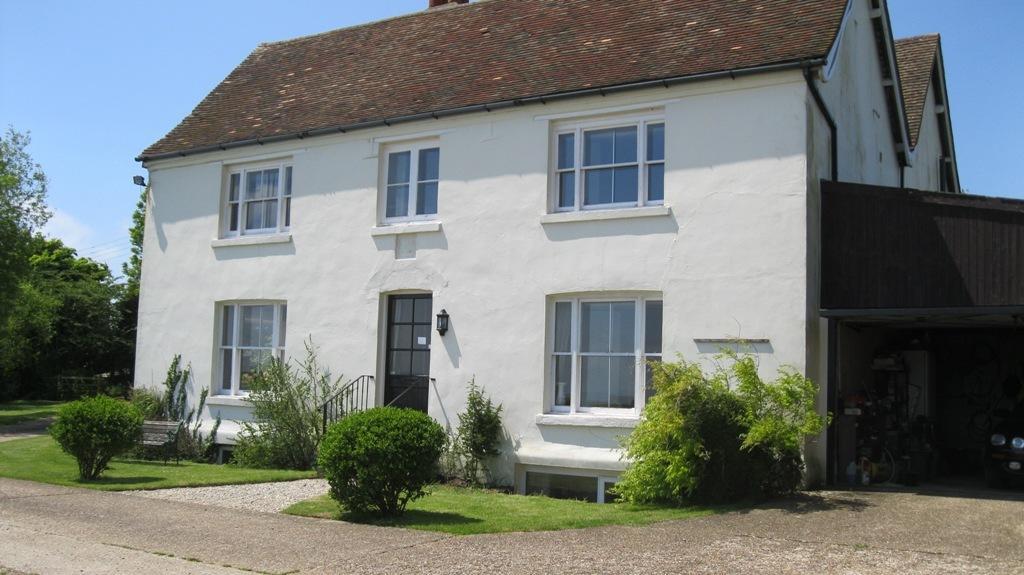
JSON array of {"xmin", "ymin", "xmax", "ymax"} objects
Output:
[
  {"xmin": 557, "ymin": 133, "xmax": 575, "ymax": 170},
  {"xmin": 525, "ymin": 472, "xmax": 598, "ymax": 502},
  {"xmin": 645, "ymin": 357, "xmax": 661, "ymax": 402},
  {"xmin": 418, "ymin": 148, "xmax": 440, "ymax": 181},
  {"xmin": 553, "ymin": 302, "xmax": 572, "ymax": 353},
  {"xmin": 583, "ymin": 128, "xmax": 614, "ymax": 166},
  {"xmin": 554, "ymin": 355, "xmax": 572, "ymax": 407},
  {"xmin": 583, "ymin": 168, "xmax": 614, "ymax": 205},
  {"xmin": 411, "ymin": 351, "xmax": 430, "ymax": 375},
  {"xmin": 647, "ymin": 164, "xmax": 664, "ymax": 203},
  {"xmin": 558, "ymin": 172, "xmax": 575, "ymax": 208},
  {"xmin": 229, "ymin": 173, "xmax": 240, "ymax": 201},
  {"xmin": 413, "ymin": 297, "xmax": 432, "ymax": 323},
  {"xmin": 239, "ymin": 349, "xmax": 268, "ymax": 391},
  {"xmin": 229, "ymin": 204, "xmax": 239, "ymax": 232},
  {"xmin": 613, "ymin": 126, "xmax": 637, "ymax": 163},
  {"xmin": 609, "ymin": 302, "xmax": 635, "ymax": 353},
  {"xmin": 612, "ymin": 166, "xmax": 638, "ymax": 203},
  {"xmin": 391, "ymin": 324, "xmax": 412, "ymax": 349},
  {"xmin": 240, "ymin": 305, "xmax": 274, "ymax": 347},
  {"xmin": 388, "ymin": 151, "xmax": 411, "ymax": 185},
  {"xmin": 262, "ymin": 199, "xmax": 279, "ymax": 229},
  {"xmin": 645, "ymin": 301, "xmax": 663, "ymax": 354},
  {"xmin": 245, "ymin": 169, "xmax": 278, "ymax": 200},
  {"xmin": 389, "ymin": 351, "xmax": 411, "ymax": 375},
  {"xmin": 278, "ymin": 305, "xmax": 287, "ymax": 347},
  {"xmin": 221, "ymin": 349, "xmax": 233, "ymax": 391},
  {"xmin": 646, "ymin": 123, "xmax": 665, "ymax": 161},
  {"xmin": 245, "ymin": 201, "xmax": 263, "ymax": 229},
  {"xmin": 393, "ymin": 298, "xmax": 414, "ymax": 323},
  {"xmin": 581, "ymin": 356, "xmax": 610, "ymax": 407},
  {"xmin": 221, "ymin": 305, "xmax": 235, "ymax": 346},
  {"xmin": 386, "ymin": 184, "xmax": 409, "ymax": 218},
  {"xmin": 284, "ymin": 197, "xmax": 291, "ymax": 227},
  {"xmin": 413, "ymin": 325, "xmax": 431, "ymax": 349},
  {"xmin": 284, "ymin": 166, "xmax": 293, "ymax": 196},
  {"xmin": 580, "ymin": 303, "xmax": 610, "ymax": 353},
  {"xmin": 609, "ymin": 356, "xmax": 635, "ymax": 408},
  {"xmin": 416, "ymin": 182, "xmax": 438, "ymax": 215}
]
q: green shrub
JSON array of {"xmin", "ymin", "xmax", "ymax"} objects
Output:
[
  {"xmin": 453, "ymin": 379, "xmax": 503, "ymax": 485},
  {"xmin": 318, "ymin": 407, "xmax": 446, "ymax": 517},
  {"xmin": 233, "ymin": 340, "xmax": 341, "ymax": 470},
  {"xmin": 49, "ymin": 396, "xmax": 142, "ymax": 480},
  {"xmin": 616, "ymin": 354, "xmax": 825, "ymax": 505},
  {"xmin": 130, "ymin": 387, "xmax": 164, "ymax": 420}
]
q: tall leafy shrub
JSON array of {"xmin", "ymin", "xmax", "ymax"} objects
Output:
[
  {"xmin": 453, "ymin": 379, "xmax": 503, "ymax": 485},
  {"xmin": 233, "ymin": 340, "xmax": 341, "ymax": 470},
  {"xmin": 50, "ymin": 396, "xmax": 142, "ymax": 480},
  {"xmin": 137, "ymin": 356, "xmax": 219, "ymax": 462},
  {"xmin": 617, "ymin": 355, "xmax": 826, "ymax": 504}
]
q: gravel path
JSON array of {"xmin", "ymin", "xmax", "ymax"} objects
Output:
[{"xmin": 124, "ymin": 478, "xmax": 328, "ymax": 513}]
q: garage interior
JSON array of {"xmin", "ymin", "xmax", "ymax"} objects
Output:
[{"xmin": 821, "ymin": 182, "xmax": 1024, "ymax": 487}]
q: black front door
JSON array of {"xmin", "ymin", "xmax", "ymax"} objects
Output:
[{"xmin": 384, "ymin": 294, "xmax": 432, "ymax": 412}]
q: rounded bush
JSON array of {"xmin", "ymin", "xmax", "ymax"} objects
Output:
[
  {"xmin": 318, "ymin": 407, "xmax": 446, "ymax": 517},
  {"xmin": 50, "ymin": 396, "xmax": 142, "ymax": 480}
]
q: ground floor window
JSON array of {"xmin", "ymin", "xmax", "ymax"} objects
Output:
[
  {"xmin": 524, "ymin": 470, "xmax": 619, "ymax": 503},
  {"xmin": 550, "ymin": 295, "xmax": 662, "ymax": 414},
  {"xmin": 217, "ymin": 302, "xmax": 287, "ymax": 396}
]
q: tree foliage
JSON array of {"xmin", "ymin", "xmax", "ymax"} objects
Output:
[{"xmin": 453, "ymin": 379, "xmax": 503, "ymax": 485}]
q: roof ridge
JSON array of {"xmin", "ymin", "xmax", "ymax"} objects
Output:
[
  {"xmin": 260, "ymin": 0, "xmax": 486, "ymax": 48},
  {"xmin": 895, "ymin": 33, "xmax": 940, "ymax": 43}
]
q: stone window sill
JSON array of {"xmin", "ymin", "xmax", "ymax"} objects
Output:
[
  {"xmin": 540, "ymin": 205, "xmax": 671, "ymax": 225},
  {"xmin": 535, "ymin": 413, "xmax": 640, "ymax": 429},
  {"xmin": 206, "ymin": 395, "xmax": 250, "ymax": 407},
  {"xmin": 370, "ymin": 221, "xmax": 443, "ymax": 237},
  {"xmin": 211, "ymin": 233, "xmax": 292, "ymax": 248}
]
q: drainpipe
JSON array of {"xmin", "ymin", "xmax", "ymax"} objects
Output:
[{"xmin": 804, "ymin": 66, "xmax": 839, "ymax": 182}]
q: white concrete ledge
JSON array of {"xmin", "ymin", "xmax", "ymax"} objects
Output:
[
  {"xmin": 515, "ymin": 442, "xmax": 627, "ymax": 472},
  {"xmin": 535, "ymin": 413, "xmax": 640, "ymax": 429},
  {"xmin": 540, "ymin": 205, "xmax": 672, "ymax": 224},
  {"xmin": 206, "ymin": 395, "xmax": 251, "ymax": 408},
  {"xmin": 370, "ymin": 221, "xmax": 443, "ymax": 237},
  {"xmin": 210, "ymin": 233, "xmax": 292, "ymax": 248}
]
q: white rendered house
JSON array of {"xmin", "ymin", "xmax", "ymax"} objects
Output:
[{"xmin": 135, "ymin": 0, "xmax": 960, "ymax": 498}]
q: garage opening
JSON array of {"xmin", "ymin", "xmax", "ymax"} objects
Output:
[{"xmin": 832, "ymin": 318, "xmax": 1024, "ymax": 488}]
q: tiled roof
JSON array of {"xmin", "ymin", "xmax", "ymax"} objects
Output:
[
  {"xmin": 894, "ymin": 34, "xmax": 940, "ymax": 149},
  {"xmin": 141, "ymin": 0, "xmax": 849, "ymax": 160}
]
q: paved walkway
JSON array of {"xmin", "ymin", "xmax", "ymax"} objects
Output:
[
  {"xmin": 1, "ymin": 477, "xmax": 1022, "ymax": 574},
  {"xmin": 0, "ymin": 417, "xmax": 53, "ymax": 443}
]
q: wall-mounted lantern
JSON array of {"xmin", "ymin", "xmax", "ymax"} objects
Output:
[{"xmin": 436, "ymin": 309, "xmax": 450, "ymax": 336}]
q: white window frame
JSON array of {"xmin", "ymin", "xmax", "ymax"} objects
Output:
[
  {"xmin": 550, "ymin": 114, "xmax": 665, "ymax": 213},
  {"xmin": 380, "ymin": 140, "xmax": 441, "ymax": 224},
  {"xmin": 548, "ymin": 295, "xmax": 663, "ymax": 416},
  {"xmin": 223, "ymin": 162, "xmax": 293, "ymax": 237},
  {"xmin": 215, "ymin": 301, "xmax": 287, "ymax": 397}
]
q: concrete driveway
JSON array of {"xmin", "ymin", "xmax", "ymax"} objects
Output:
[{"xmin": 1, "ymin": 477, "xmax": 1021, "ymax": 574}]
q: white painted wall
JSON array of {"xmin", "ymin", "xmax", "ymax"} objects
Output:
[
  {"xmin": 136, "ymin": 72, "xmax": 813, "ymax": 485},
  {"xmin": 903, "ymin": 82, "xmax": 945, "ymax": 192}
]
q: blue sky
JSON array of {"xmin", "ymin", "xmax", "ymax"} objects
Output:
[{"xmin": 2, "ymin": 1, "xmax": 1021, "ymax": 275}]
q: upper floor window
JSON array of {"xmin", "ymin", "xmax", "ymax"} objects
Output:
[
  {"xmin": 553, "ymin": 117, "xmax": 664, "ymax": 212},
  {"xmin": 382, "ymin": 141, "xmax": 440, "ymax": 223},
  {"xmin": 224, "ymin": 162, "xmax": 292, "ymax": 237},
  {"xmin": 216, "ymin": 302, "xmax": 287, "ymax": 396},
  {"xmin": 549, "ymin": 295, "xmax": 663, "ymax": 414}
]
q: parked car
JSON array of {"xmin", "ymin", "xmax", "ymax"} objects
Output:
[{"xmin": 987, "ymin": 410, "xmax": 1024, "ymax": 488}]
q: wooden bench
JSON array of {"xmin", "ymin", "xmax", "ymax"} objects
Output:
[{"xmin": 141, "ymin": 420, "xmax": 182, "ymax": 463}]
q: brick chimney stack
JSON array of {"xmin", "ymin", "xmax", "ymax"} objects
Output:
[{"xmin": 429, "ymin": 0, "xmax": 468, "ymax": 8}]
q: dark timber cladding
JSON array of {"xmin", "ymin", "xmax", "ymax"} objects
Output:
[{"xmin": 821, "ymin": 181, "xmax": 1024, "ymax": 311}]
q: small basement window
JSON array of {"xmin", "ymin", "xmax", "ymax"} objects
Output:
[{"xmin": 524, "ymin": 471, "xmax": 619, "ymax": 503}]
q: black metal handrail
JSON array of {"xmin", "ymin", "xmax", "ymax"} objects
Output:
[{"xmin": 321, "ymin": 375, "xmax": 375, "ymax": 430}]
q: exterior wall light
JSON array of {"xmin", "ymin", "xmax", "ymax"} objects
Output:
[{"xmin": 436, "ymin": 309, "xmax": 450, "ymax": 336}]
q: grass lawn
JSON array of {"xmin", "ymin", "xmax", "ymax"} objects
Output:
[
  {"xmin": 0, "ymin": 400, "xmax": 67, "ymax": 426},
  {"xmin": 0, "ymin": 436, "xmax": 316, "ymax": 491},
  {"xmin": 284, "ymin": 485, "xmax": 717, "ymax": 535}
]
